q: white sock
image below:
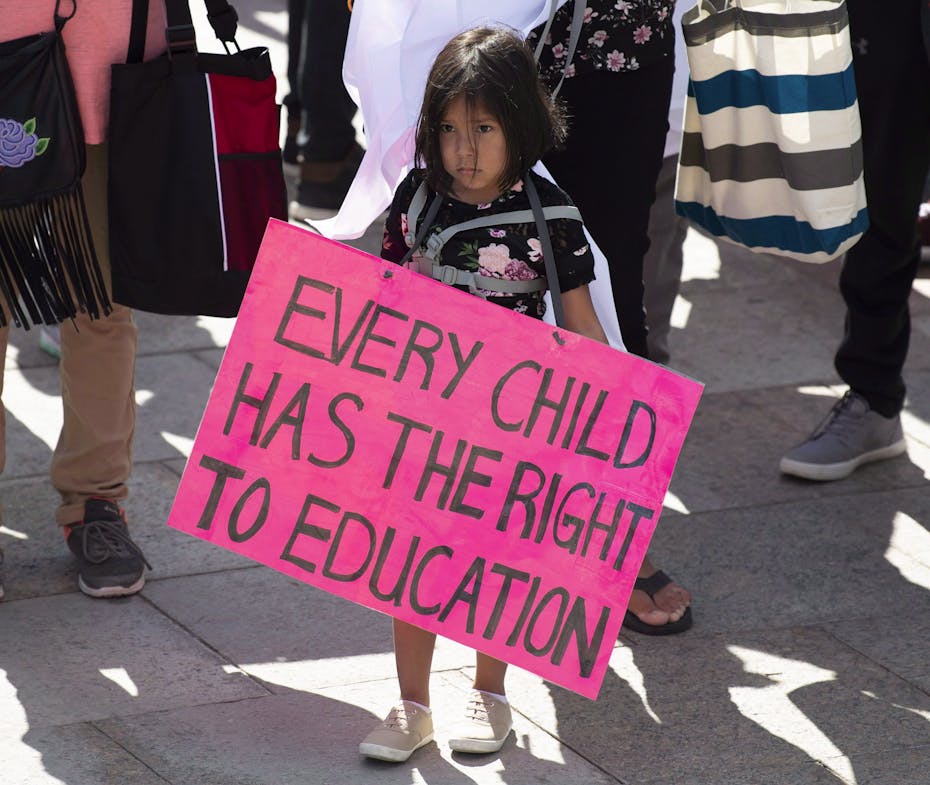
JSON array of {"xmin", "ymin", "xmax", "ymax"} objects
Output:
[
  {"xmin": 402, "ymin": 699, "xmax": 431, "ymax": 713},
  {"xmin": 476, "ymin": 689, "xmax": 508, "ymax": 704}
]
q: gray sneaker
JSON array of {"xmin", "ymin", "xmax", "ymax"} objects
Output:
[
  {"xmin": 780, "ymin": 390, "xmax": 906, "ymax": 481},
  {"xmin": 65, "ymin": 498, "xmax": 151, "ymax": 598}
]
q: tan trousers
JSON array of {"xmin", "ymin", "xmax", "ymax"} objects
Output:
[{"xmin": 0, "ymin": 144, "xmax": 137, "ymax": 527}]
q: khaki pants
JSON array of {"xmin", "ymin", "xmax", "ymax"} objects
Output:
[{"xmin": 0, "ymin": 144, "xmax": 137, "ymax": 527}]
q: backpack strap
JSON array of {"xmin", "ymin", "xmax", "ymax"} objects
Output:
[
  {"xmin": 532, "ymin": 0, "xmax": 586, "ymax": 98},
  {"xmin": 525, "ymin": 173, "xmax": 565, "ymax": 327},
  {"xmin": 407, "ymin": 261, "xmax": 548, "ymax": 296},
  {"xmin": 398, "ymin": 176, "xmax": 581, "ymax": 301}
]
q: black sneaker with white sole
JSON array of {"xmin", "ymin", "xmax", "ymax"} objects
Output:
[{"xmin": 65, "ymin": 498, "xmax": 151, "ymax": 598}]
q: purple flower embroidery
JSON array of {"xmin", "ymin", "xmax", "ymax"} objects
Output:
[{"xmin": 0, "ymin": 118, "xmax": 50, "ymax": 169}]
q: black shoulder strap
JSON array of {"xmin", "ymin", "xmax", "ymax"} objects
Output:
[
  {"xmin": 399, "ymin": 189, "xmax": 443, "ymax": 266},
  {"xmin": 525, "ymin": 174, "xmax": 565, "ymax": 328},
  {"xmin": 126, "ymin": 0, "xmax": 150, "ymax": 63},
  {"xmin": 126, "ymin": 0, "xmax": 240, "ymax": 64}
]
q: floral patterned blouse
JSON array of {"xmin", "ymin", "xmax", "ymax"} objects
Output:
[
  {"xmin": 527, "ymin": 0, "xmax": 676, "ymax": 83},
  {"xmin": 382, "ymin": 169, "xmax": 596, "ymax": 319}
]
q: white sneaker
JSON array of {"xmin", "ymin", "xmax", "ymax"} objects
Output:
[
  {"xmin": 448, "ymin": 690, "xmax": 512, "ymax": 754},
  {"xmin": 359, "ymin": 701, "xmax": 434, "ymax": 762}
]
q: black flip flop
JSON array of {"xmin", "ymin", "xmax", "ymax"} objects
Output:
[{"xmin": 622, "ymin": 570, "xmax": 693, "ymax": 636}]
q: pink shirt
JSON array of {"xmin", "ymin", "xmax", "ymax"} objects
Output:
[{"xmin": 4, "ymin": 1, "xmax": 167, "ymax": 144}]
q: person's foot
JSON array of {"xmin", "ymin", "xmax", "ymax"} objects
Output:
[
  {"xmin": 448, "ymin": 690, "xmax": 512, "ymax": 754},
  {"xmin": 65, "ymin": 498, "xmax": 151, "ymax": 598},
  {"xmin": 289, "ymin": 142, "xmax": 364, "ymax": 221},
  {"xmin": 623, "ymin": 558, "xmax": 693, "ymax": 635},
  {"xmin": 780, "ymin": 390, "xmax": 906, "ymax": 481},
  {"xmin": 359, "ymin": 701, "xmax": 434, "ymax": 762}
]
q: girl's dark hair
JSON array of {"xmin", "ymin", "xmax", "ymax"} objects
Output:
[{"xmin": 414, "ymin": 26, "xmax": 567, "ymax": 195}]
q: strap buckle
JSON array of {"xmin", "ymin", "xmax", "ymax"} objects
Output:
[
  {"xmin": 425, "ymin": 233, "xmax": 444, "ymax": 259},
  {"xmin": 436, "ymin": 265, "xmax": 460, "ymax": 286},
  {"xmin": 166, "ymin": 24, "xmax": 197, "ymax": 56}
]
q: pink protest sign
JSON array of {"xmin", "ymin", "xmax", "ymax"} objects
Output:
[{"xmin": 167, "ymin": 220, "xmax": 703, "ymax": 699}]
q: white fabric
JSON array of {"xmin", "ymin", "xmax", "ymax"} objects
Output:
[
  {"xmin": 685, "ymin": 28, "xmax": 854, "ymax": 81},
  {"xmin": 682, "ymin": 101, "xmax": 864, "ymax": 154},
  {"xmin": 664, "ymin": 1, "xmax": 690, "ymax": 158},
  {"xmin": 675, "ymin": 165, "xmax": 866, "ymax": 228},
  {"xmin": 316, "ymin": 0, "xmax": 567, "ymax": 242},
  {"xmin": 313, "ymin": 0, "xmax": 625, "ymax": 350}
]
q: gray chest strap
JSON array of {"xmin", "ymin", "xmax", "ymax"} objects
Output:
[{"xmin": 400, "ymin": 180, "xmax": 582, "ymax": 297}]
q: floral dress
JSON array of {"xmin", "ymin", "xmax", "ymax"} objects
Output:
[
  {"xmin": 527, "ymin": 0, "xmax": 676, "ymax": 83},
  {"xmin": 382, "ymin": 169, "xmax": 596, "ymax": 319}
]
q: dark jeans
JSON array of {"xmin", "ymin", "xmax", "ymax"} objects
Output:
[
  {"xmin": 285, "ymin": 0, "xmax": 356, "ymax": 162},
  {"xmin": 543, "ymin": 58, "xmax": 674, "ymax": 359},
  {"xmin": 836, "ymin": 0, "xmax": 930, "ymax": 416}
]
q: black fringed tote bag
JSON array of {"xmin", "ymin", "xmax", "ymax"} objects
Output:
[{"xmin": 0, "ymin": 2, "xmax": 110, "ymax": 328}]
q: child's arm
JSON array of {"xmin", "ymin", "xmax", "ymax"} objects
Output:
[{"xmin": 560, "ymin": 284, "xmax": 610, "ymax": 346}]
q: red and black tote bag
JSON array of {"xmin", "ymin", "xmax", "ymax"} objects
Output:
[{"xmin": 108, "ymin": 0, "xmax": 287, "ymax": 316}]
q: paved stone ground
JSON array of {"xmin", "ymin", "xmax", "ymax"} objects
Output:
[{"xmin": 2, "ymin": 4, "xmax": 930, "ymax": 784}]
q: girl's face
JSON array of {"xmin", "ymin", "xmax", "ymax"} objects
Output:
[{"xmin": 438, "ymin": 96, "xmax": 508, "ymax": 204}]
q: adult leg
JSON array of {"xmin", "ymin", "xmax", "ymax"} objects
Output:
[
  {"xmin": 282, "ymin": 0, "xmax": 306, "ymax": 162},
  {"xmin": 52, "ymin": 144, "xmax": 136, "ymax": 526},
  {"xmin": 836, "ymin": 0, "xmax": 930, "ymax": 416},
  {"xmin": 543, "ymin": 59, "xmax": 674, "ymax": 359},
  {"xmin": 643, "ymin": 154, "xmax": 688, "ymax": 365},
  {"xmin": 544, "ymin": 59, "xmax": 690, "ymax": 632},
  {"xmin": 291, "ymin": 0, "xmax": 361, "ymax": 216},
  {"xmin": 52, "ymin": 144, "xmax": 147, "ymax": 596},
  {"xmin": 780, "ymin": 0, "xmax": 930, "ymax": 480}
]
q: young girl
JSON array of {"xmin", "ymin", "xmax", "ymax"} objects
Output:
[{"xmin": 360, "ymin": 25, "xmax": 611, "ymax": 763}]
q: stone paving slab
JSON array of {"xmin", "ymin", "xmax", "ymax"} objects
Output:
[
  {"xmin": 667, "ymin": 385, "xmax": 930, "ymax": 516},
  {"xmin": 0, "ymin": 350, "xmax": 218, "ymax": 482},
  {"xmin": 831, "ymin": 615, "xmax": 930, "ymax": 695},
  {"xmin": 647, "ymin": 487, "xmax": 930, "ymax": 634},
  {"xmin": 0, "ymin": 722, "xmax": 167, "ymax": 785},
  {"xmin": 0, "ymin": 463, "xmax": 253, "ymax": 602},
  {"xmin": 669, "ymin": 279, "xmax": 853, "ymax": 394},
  {"xmin": 825, "ymin": 746, "xmax": 930, "ymax": 785},
  {"xmin": 0, "ymin": 592, "xmax": 266, "ymax": 729},
  {"xmin": 134, "ymin": 312, "xmax": 234, "ymax": 357},
  {"xmin": 96, "ymin": 676, "xmax": 619, "ymax": 785},
  {"xmin": 142, "ymin": 568, "xmax": 476, "ymax": 692},
  {"xmin": 501, "ymin": 626, "xmax": 930, "ymax": 785},
  {"xmin": 133, "ymin": 351, "xmax": 224, "ymax": 464}
]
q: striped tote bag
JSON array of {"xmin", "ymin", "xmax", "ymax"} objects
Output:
[{"xmin": 673, "ymin": 0, "xmax": 868, "ymax": 263}]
